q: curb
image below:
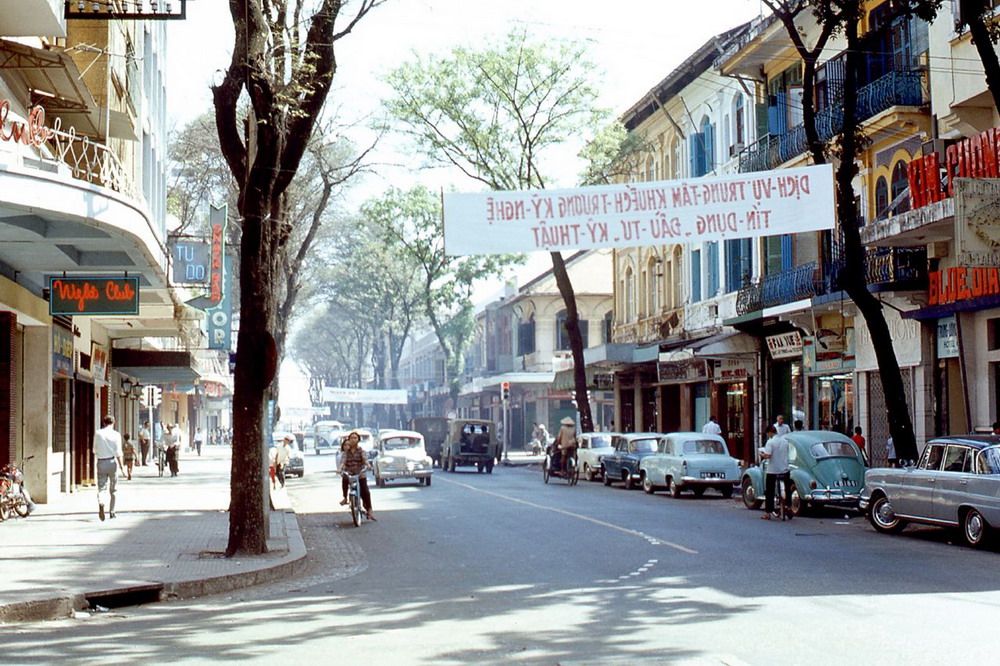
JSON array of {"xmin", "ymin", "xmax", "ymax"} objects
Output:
[{"xmin": 0, "ymin": 510, "xmax": 308, "ymax": 624}]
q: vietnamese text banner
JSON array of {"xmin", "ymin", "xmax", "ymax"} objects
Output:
[
  {"xmin": 443, "ymin": 164, "xmax": 835, "ymax": 255},
  {"xmin": 322, "ymin": 387, "xmax": 409, "ymax": 405}
]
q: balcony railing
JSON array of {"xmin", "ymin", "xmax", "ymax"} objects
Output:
[
  {"xmin": 44, "ymin": 129, "xmax": 141, "ymax": 201},
  {"xmin": 738, "ymin": 70, "xmax": 925, "ymax": 173},
  {"xmin": 737, "ymin": 247, "xmax": 928, "ymax": 316}
]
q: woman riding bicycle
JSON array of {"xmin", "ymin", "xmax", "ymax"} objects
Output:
[{"xmin": 338, "ymin": 431, "xmax": 375, "ymax": 521}]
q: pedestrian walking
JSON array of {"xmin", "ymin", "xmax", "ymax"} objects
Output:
[
  {"xmin": 773, "ymin": 414, "xmax": 791, "ymax": 437},
  {"xmin": 273, "ymin": 435, "xmax": 292, "ymax": 488},
  {"xmin": 851, "ymin": 426, "xmax": 867, "ymax": 455},
  {"xmin": 793, "ymin": 419, "xmax": 804, "ymax": 431},
  {"xmin": 163, "ymin": 424, "xmax": 180, "ymax": 477},
  {"xmin": 122, "ymin": 433, "xmax": 137, "ymax": 481},
  {"xmin": 194, "ymin": 427, "xmax": 205, "ymax": 456},
  {"xmin": 702, "ymin": 415, "xmax": 722, "ymax": 436},
  {"xmin": 759, "ymin": 424, "xmax": 791, "ymax": 520},
  {"xmin": 138, "ymin": 421, "xmax": 151, "ymax": 466},
  {"xmin": 94, "ymin": 415, "xmax": 123, "ymax": 521},
  {"xmin": 886, "ymin": 436, "xmax": 897, "ymax": 468}
]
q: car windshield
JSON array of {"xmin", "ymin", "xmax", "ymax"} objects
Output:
[
  {"xmin": 382, "ymin": 437, "xmax": 421, "ymax": 450},
  {"xmin": 978, "ymin": 446, "xmax": 1000, "ymax": 474},
  {"xmin": 682, "ymin": 439, "xmax": 727, "ymax": 455},
  {"xmin": 810, "ymin": 441, "xmax": 859, "ymax": 459},
  {"xmin": 632, "ymin": 439, "xmax": 657, "ymax": 454},
  {"xmin": 586, "ymin": 435, "xmax": 612, "ymax": 448}
]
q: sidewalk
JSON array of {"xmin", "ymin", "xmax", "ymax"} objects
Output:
[{"xmin": 0, "ymin": 446, "xmax": 305, "ymax": 623}]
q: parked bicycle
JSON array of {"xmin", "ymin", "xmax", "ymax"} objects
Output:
[{"xmin": 0, "ymin": 456, "xmax": 35, "ymax": 521}]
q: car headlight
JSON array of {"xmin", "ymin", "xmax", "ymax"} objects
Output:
[{"xmin": 423, "ymin": 456, "xmax": 432, "ymax": 465}]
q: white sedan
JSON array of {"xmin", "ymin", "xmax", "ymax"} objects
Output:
[
  {"xmin": 373, "ymin": 430, "xmax": 433, "ymax": 487},
  {"xmin": 639, "ymin": 432, "xmax": 740, "ymax": 498},
  {"xmin": 577, "ymin": 432, "xmax": 618, "ymax": 482}
]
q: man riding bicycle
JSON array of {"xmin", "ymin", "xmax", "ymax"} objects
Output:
[{"xmin": 338, "ymin": 431, "xmax": 375, "ymax": 521}]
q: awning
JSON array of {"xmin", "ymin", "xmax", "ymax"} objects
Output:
[
  {"xmin": 552, "ymin": 366, "xmax": 619, "ymax": 391},
  {"xmin": 901, "ymin": 293, "xmax": 1000, "ymax": 321},
  {"xmin": 691, "ymin": 331, "xmax": 759, "ymax": 358},
  {"xmin": 112, "ymin": 348, "xmax": 200, "ymax": 385},
  {"xmin": 0, "ymin": 39, "xmax": 137, "ymax": 140}
]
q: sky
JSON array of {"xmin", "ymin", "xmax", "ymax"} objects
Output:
[{"xmin": 165, "ymin": 0, "xmax": 767, "ymax": 409}]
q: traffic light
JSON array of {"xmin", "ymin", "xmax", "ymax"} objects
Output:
[
  {"xmin": 501, "ymin": 381, "xmax": 510, "ymax": 402},
  {"xmin": 140, "ymin": 385, "xmax": 162, "ymax": 409}
]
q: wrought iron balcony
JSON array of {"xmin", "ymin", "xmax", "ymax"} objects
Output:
[
  {"xmin": 865, "ymin": 246, "xmax": 928, "ymax": 290},
  {"xmin": 738, "ymin": 69, "xmax": 925, "ymax": 173},
  {"xmin": 736, "ymin": 263, "xmax": 822, "ymax": 316}
]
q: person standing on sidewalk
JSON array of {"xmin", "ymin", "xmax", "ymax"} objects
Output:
[
  {"xmin": 122, "ymin": 434, "xmax": 137, "ymax": 481},
  {"xmin": 138, "ymin": 421, "xmax": 151, "ymax": 466},
  {"xmin": 94, "ymin": 415, "xmax": 123, "ymax": 521},
  {"xmin": 163, "ymin": 424, "xmax": 180, "ymax": 477},
  {"xmin": 273, "ymin": 435, "xmax": 292, "ymax": 488},
  {"xmin": 702, "ymin": 416, "xmax": 722, "ymax": 436},
  {"xmin": 193, "ymin": 427, "xmax": 205, "ymax": 456}
]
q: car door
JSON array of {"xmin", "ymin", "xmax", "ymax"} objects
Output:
[
  {"xmin": 895, "ymin": 443, "xmax": 944, "ymax": 518},
  {"xmin": 643, "ymin": 437, "xmax": 668, "ymax": 483},
  {"xmin": 604, "ymin": 438, "xmax": 623, "ymax": 476},
  {"xmin": 931, "ymin": 445, "xmax": 973, "ymax": 524}
]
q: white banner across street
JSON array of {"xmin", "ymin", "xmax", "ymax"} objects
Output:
[
  {"xmin": 322, "ymin": 387, "xmax": 409, "ymax": 405},
  {"xmin": 443, "ymin": 164, "xmax": 835, "ymax": 256}
]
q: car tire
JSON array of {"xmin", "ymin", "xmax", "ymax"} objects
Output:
[
  {"xmin": 448, "ymin": 457, "xmax": 456, "ymax": 473},
  {"xmin": 425, "ymin": 476, "xmax": 432, "ymax": 487},
  {"xmin": 584, "ymin": 464, "xmax": 597, "ymax": 483},
  {"xmin": 543, "ymin": 459, "xmax": 550, "ymax": 484},
  {"xmin": 669, "ymin": 479, "xmax": 682, "ymax": 498},
  {"xmin": 741, "ymin": 477, "xmax": 762, "ymax": 510},
  {"xmin": 602, "ymin": 467, "xmax": 612, "ymax": 486},
  {"xmin": 693, "ymin": 487, "xmax": 706, "ymax": 497},
  {"xmin": 477, "ymin": 462, "xmax": 484, "ymax": 473},
  {"xmin": 789, "ymin": 485, "xmax": 807, "ymax": 516},
  {"xmin": 963, "ymin": 508, "xmax": 991, "ymax": 548},
  {"xmin": 624, "ymin": 473, "xmax": 636, "ymax": 491},
  {"xmin": 486, "ymin": 459, "xmax": 494, "ymax": 474},
  {"xmin": 720, "ymin": 485, "xmax": 734, "ymax": 499},
  {"xmin": 868, "ymin": 494, "xmax": 907, "ymax": 534},
  {"xmin": 642, "ymin": 474, "xmax": 656, "ymax": 494}
]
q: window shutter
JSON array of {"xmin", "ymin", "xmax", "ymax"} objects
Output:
[
  {"xmin": 691, "ymin": 249, "xmax": 702, "ymax": 303},
  {"xmin": 780, "ymin": 234, "xmax": 794, "ymax": 271}
]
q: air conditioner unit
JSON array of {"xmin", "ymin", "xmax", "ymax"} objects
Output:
[{"xmin": 729, "ymin": 142, "xmax": 745, "ymax": 157}]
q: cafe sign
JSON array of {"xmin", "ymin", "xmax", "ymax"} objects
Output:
[
  {"xmin": 48, "ymin": 276, "xmax": 139, "ymax": 315},
  {"xmin": 766, "ymin": 331, "xmax": 802, "ymax": 359}
]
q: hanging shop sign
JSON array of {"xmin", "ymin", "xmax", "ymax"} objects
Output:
[
  {"xmin": 713, "ymin": 358, "xmax": 755, "ymax": 382},
  {"xmin": 186, "ymin": 204, "xmax": 227, "ymax": 310},
  {"xmin": 48, "ymin": 276, "xmax": 139, "ymax": 315},
  {"xmin": 909, "ymin": 128, "xmax": 1000, "ymax": 209},
  {"xmin": 594, "ymin": 372, "xmax": 615, "ymax": 390},
  {"xmin": 52, "ymin": 327, "xmax": 73, "ymax": 378},
  {"xmin": 91, "ymin": 342, "xmax": 109, "ymax": 383},
  {"xmin": 765, "ymin": 331, "xmax": 802, "ymax": 360},
  {"xmin": 657, "ymin": 358, "xmax": 709, "ymax": 384},
  {"xmin": 937, "ymin": 316, "xmax": 959, "ymax": 359},
  {"xmin": 928, "ymin": 266, "xmax": 1000, "ymax": 306},
  {"xmin": 207, "ymin": 252, "xmax": 235, "ymax": 351},
  {"xmin": 803, "ymin": 329, "xmax": 855, "ymax": 373},
  {"xmin": 443, "ymin": 164, "xmax": 835, "ymax": 255},
  {"xmin": 170, "ymin": 240, "xmax": 211, "ymax": 285}
]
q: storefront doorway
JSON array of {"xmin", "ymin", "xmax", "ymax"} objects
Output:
[
  {"xmin": 716, "ymin": 380, "xmax": 752, "ymax": 464},
  {"xmin": 812, "ymin": 373, "xmax": 854, "ymax": 434}
]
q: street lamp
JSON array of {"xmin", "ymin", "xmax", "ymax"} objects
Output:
[
  {"xmin": 131, "ymin": 383, "xmax": 144, "ymax": 400},
  {"xmin": 122, "ymin": 377, "xmax": 133, "ymax": 397}
]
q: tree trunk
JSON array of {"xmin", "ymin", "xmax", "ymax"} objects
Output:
[
  {"xmin": 966, "ymin": 12, "xmax": 1000, "ymax": 113},
  {"xmin": 549, "ymin": 251, "xmax": 594, "ymax": 433},
  {"xmin": 837, "ymin": 17, "xmax": 918, "ymax": 462}
]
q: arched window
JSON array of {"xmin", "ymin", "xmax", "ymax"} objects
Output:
[
  {"xmin": 518, "ymin": 313, "xmax": 536, "ymax": 356},
  {"xmin": 733, "ymin": 94, "xmax": 745, "ymax": 147},
  {"xmin": 556, "ymin": 309, "xmax": 588, "ymax": 350},
  {"xmin": 603, "ymin": 310, "xmax": 614, "ymax": 344},
  {"xmin": 701, "ymin": 115, "xmax": 715, "ymax": 174},
  {"xmin": 891, "ymin": 160, "xmax": 909, "ymax": 213},
  {"xmin": 875, "ymin": 176, "xmax": 889, "ymax": 220},
  {"xmin": 625, "ymin": 266, "xmax": 636, "ymax": 322}
]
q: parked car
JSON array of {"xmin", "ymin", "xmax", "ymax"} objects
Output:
[
  {"xmin": 577, "ymin": 432, "xmax": 618, "ymax": 482},
  {"xmin": 741, "ymin": 430, "xmax": 866, "ymax": 516},
  {"xmin": 860, "ymin": 435, "xmax": 1000, "ymax": 548},
  {"xmin": 601, "ymin": 433, "xmax": 661, "ymax": 489},
  {"xmin": 313, "ymin": 420, "xmax": 348, "ymax": 455},
  {"xmin": 410, "ymin": 417, "xmax": 449, "ymax": 467},
  {"xmin": 441, "ymin": 419, "xmax": 498, "ymax": 473},
  {"xmin": 270, "ymin": 431, "xmax": 305, "ymax": 478},
  {"xmin": 373, "ymin": 429, "xmax": 433, "ymax": 487},
  {"xmin": 639, "ymin": 432, "xmax": 740, "ymax": 498}
]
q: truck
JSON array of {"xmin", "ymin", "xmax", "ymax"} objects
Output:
[
  {"xmin": 409, "ymin": 416, "xmax": 449, "ymax": 467},
  {"xmin": 440, "ymin": 418, "xmax": 499, "ymax": 473}
]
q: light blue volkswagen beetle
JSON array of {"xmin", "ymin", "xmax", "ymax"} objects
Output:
[
  {"xmin": 638, "ymin": 432, "xmax": 741, "ymax": 498},
  {"xmin": 741, "ymin": 430, "xmax": 866, "ymax": 516}
]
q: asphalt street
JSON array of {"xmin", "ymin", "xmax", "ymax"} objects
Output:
[{"xmin": 4, "ymin": 451, "xmax": 1000, "ymax": 665}]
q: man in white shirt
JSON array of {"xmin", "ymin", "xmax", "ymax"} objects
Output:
[
  {"xmin": 93, "ymin": 415, "xmax": 123, "ymax": 521},
  {"xmin": 273, "ymin": 436, "xmax": 292, "ymax": 488},
  {"xmin": 759, "ymin": 424, "xmax": 791, "ymax": 520},
  {"xmin": 193, "ymin": 427, "xmax": 205, "ymax": 456},
  {"xmin": 702, "ymin": 416, "xmax": 722, "ymax": 436},
  {"xmin": 773, "ymin": 414, "xmax": 791, "ymax": 437},
  {"xmin": 138, "ymin": 421, "xmax": 151, "ymax": 466}
]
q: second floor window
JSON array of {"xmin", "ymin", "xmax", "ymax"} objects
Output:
[
  {"xmin": 556, "ymin": 310, "xmax": 589, "ymax": 350},
  {"xmin": 706, "ymin": 242, "xmax": 720, "ymax": 299},
  {"xmin": 691, "ymin": 249, "xmax": 702, "ymax": 303},
  {"xmin": 603, "ymin": 310, "xmax": 613, "ymax": 344},
  {"xmin": 725, "ymin": 238, "xmax": 754, "ymax": 292},
  {"xmin": 518, "ymin": 314, "xmax": 536, "ymax": 356}
]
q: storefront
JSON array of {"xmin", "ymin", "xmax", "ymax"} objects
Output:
[{"xmin": 711, "ymin": 357, "xmax": 755, "ymax": 464}]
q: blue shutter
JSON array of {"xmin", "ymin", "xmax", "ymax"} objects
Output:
[
  {"xmin": 707, "ymin": 242, "xmax": 719, "ymax": 297},
  {"xmin": 689, "ymin": 135, "xmax": 699, "ymax": 177},
  {"xmin": 780, "ymin": 234, "xmax": 794, "ymax": 271},
  {"xmin": 705, "ymin": 123, "xmax": 715, "ymax": 173},
  {"xmin": 724, "ymin": 239, "xmax": 738, "ymax": 293},
  {"xmin": 691, "ymin": 249, "xmax": 702, "ymax": 303}
]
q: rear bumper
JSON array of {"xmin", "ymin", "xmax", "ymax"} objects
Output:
[
  {"xmin": 806, "ymin": 488, "xmax": 861, "ymax": 505},
  {"xmin": 677, "ymin": 476, "xmax": 739, "ymax": 487},
  {"xmin": 380, "ymin": 469, "xmax": 432, "ymax": 480}
]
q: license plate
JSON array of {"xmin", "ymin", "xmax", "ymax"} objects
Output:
[{"xmin": 700, "ymin": 472, "xmax": 725, "ymax": 479}]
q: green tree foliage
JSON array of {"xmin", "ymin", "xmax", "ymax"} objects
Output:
[{"xmin": 381, "ymin": 29, "xmax": 606, "ymax": 429}]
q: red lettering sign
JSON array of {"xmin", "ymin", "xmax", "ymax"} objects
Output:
[
  {"xmin": 0, "ymin": 100, "xmax": 54, "ymax": 148},
  {"xmin": 909, "ymin": 128, "xmax": 1000, "ymax": 209},
  {"xmin": 48, "ymin": 277, "xmax": 140, "ymax": 315},
  {"xmin": 928, "ymin": 267, "xmax": 1000, "ymax": 306},
  {"xmin": 210, "ymin": 223, "xmax": 223, "ymax": 302}
]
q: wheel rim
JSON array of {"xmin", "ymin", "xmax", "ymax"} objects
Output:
[
  {"xmin": 790, "ymin": 486, "xmax": 802, "ymax": 515},
  {"xmin": 643, "ymin": 477, "xmax": 653, "ymax": 493},
  {"xmin": 742, "ymin": 480, "xmax": 756, "ymax": 507},
  {"xmin": 966, "ymin": 511, "xmax": 985, "ymax": 544},
  {"xmin": 873, "ymin": 497, "xmax": 898, "ymax": 529}
]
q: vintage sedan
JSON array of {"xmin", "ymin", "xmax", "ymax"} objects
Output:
[
  {"xmin": 860, "ymin": 435, "xmax": 1000, "ymax": 548},
  {"xmin": 639, "ymin": 432, "xmax": 740, "ymax": 498},
  {"xmin": 373, "ymin": 429, "xmax": 433, "ymax": 487},
  {"xmin": 270, "ymin": 432, "xmax": 304, "ymax": 478},
  {"xmin": 601, "ymin": 433, "xmax": 661, "ymax": 489},
  {"xmin": 741, "ymin": 430, "xmax": 866, "ymax": 516},
  {"xmin": 577, "ymin": 432, "xmax": 618, "ymax": 482}
]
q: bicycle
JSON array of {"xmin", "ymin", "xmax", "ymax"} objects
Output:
[
  {"xmin": 343, "ymin": 473, "xmax": 367, "ymax": 527},
  {"xmin": 156, "ymin": 446, "xmax": 166, "ymax": 477}
]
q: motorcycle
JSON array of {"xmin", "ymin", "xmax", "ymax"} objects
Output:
[
  {"xmin": 543, "ymin": 446, "xmax": 579, "ymax": 486},
  {"xmin": 0, "ymin": 456, "xmax": 35, "ymax": 521}
]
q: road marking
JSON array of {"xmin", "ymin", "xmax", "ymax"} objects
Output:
[{"xmin": 438, "ymin": 477, "xmax": 698, "ymax": 554}]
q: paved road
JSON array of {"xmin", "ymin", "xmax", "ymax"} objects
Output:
[{"xmin": 4, "ymin": 453, "xmax": 1000, "ymax": 664}]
